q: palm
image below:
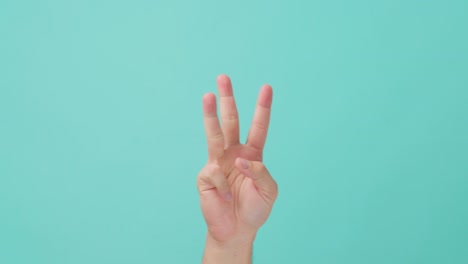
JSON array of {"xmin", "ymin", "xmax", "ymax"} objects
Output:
[
  {"xmin": 197, "ymin": 75, "xmax": 277, "ymax": 242},
  {"xmin": 200, "ymin": 145, "xmax": 267, "ymax": 240}
]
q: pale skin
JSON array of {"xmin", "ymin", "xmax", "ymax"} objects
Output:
[{"xmin": 197, "ymin": 74, "xmax": 278, "ymax": 264}]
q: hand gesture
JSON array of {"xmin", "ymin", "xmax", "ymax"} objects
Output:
[{"xmin": 197, "ymin": 74, "xmax": 278, "ymax": 247}]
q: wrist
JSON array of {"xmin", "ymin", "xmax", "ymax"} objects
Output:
[
  {"xmin": 207, "ymin": 231, "xmax": 256, "ymax": 249},
  {"xmin": 202, "ymin": 232, "xmax": 256, "ymax": 264}
]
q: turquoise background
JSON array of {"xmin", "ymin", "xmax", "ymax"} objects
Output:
[{"xmin": 1, "ymin": 0, "xmax": 467, "ymax": 263}]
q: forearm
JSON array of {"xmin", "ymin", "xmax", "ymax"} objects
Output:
[{"xmin": 202, "ymin": 233, "xmax": 256, "ymax": 264}]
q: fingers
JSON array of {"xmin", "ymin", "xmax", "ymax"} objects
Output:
[
  {"xmin": 235, "ymin": 157, "xmax": 278, "ymax": 204},
  {"xmin": 197, "ymin": 164, "xmax": 232, "ymax": 201},
  {"xmin": 203, "ymin": 93, "xmax": 225, "ymax": 161},
  {"xmin": 246, "ymin": 84, "xmax": 273, "ymax": 152},
  {"xmin": 217, "ymin": 74, "xmax": 240, "ymax": 147}
]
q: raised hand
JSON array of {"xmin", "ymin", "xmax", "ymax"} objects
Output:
[{"xmin": 197, "ymin": 74, "xmax": 278, "ymax": 263}]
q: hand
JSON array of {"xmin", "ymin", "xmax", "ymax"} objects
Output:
[{"xmin": 197, "ymin": 75, "xmax": 278, "ymax": 263}]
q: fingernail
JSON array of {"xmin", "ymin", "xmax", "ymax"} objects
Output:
[
  {"xmin": 239, "ymin": 158, "xmax": 249, "ymax": 169},
  {"xmin": 225, "ymin": 193, "xmax": 232, "ymax": 201}
]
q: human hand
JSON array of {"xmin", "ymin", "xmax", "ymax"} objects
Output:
[{"xmin": 197, "ymin": 75, "xmax": 278, "ymax": 263}]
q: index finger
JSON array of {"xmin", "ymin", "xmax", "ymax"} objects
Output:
[{"xmin": 202, "ymin": 93, "xmax": 225, "ymax": 161}]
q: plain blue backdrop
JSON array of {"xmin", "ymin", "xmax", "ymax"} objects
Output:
[{"xmin": 1, "ymin": 0, "xmax": 467, "ymax": 263}]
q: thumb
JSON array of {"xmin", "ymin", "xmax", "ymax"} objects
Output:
[{"xmin": 235, "ymin": 157, "xmax": 278, "ymax": 203}]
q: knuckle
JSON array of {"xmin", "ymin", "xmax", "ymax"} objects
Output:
[
  {"xmin": 204, "ymin": 164, "xmax": 221, "ymax": 178},
  {"xmin": 209, "ymin": 132, "xmax": 224, "ymax": 141},
  {"xmin": 253, "ymin": 120, "xmax": 268, "ymax": 130},
  {"xmin": 257, "ymin": 162, "xmax": 266, "ymax": 171},
  {"xmin": 222, "ymin": 113, "xmax": 239, "ymax": 121}
]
